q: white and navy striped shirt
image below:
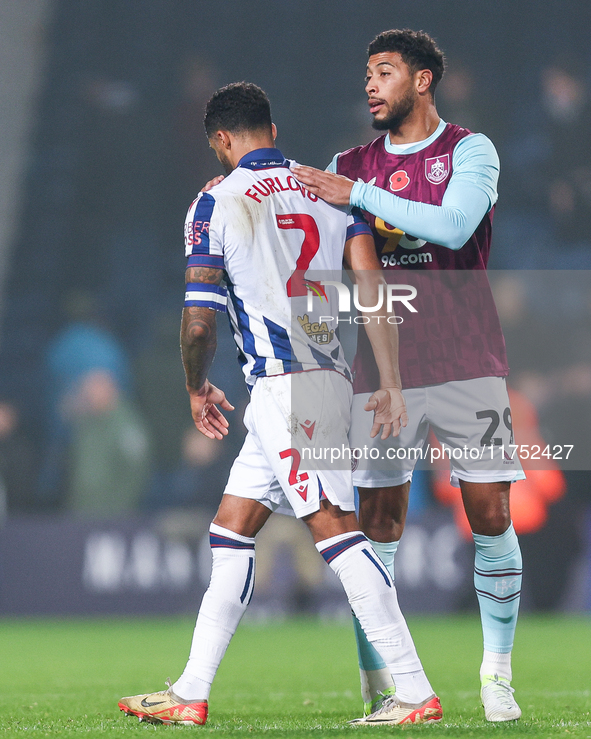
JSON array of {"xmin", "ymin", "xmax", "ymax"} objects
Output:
[{"xmin": 184, "ymin": 148, "xmax": 370, "ymax": 386}]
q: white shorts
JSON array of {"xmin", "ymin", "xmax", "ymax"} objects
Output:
[
  {"xmin": 350, "ymin": 376, "xmax": 525, "ymax": 488},
  {"xmin": 224, "ymin": 371, "xmax": 355, "ymax": 518}
]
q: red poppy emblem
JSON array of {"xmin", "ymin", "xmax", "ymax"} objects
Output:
[{"xmin": 389, "ymin": 170, "xmax": 410, "ymax": 192}]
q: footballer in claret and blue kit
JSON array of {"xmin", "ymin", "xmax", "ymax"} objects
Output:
[{"xmin": 292, "ymin": 28, "xmax": 524, "ymax": 723}]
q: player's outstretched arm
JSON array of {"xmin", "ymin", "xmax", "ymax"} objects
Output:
[
  {"xmin": 294, "ymin": 136, "xmax": 499, "ymax": 250},
  {"xmin": 290, "ymin": 164, "xmax": 354, "ymax": 206},
  {"xmin": 181, "ymin": 265, "xmax": 234, "ymax": 439},
  {"xmin": 344, "ymin": 233, "xmax": 407, "ymax": 439}
]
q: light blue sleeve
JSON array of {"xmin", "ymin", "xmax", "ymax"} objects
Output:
[{"xmin": 349, "ymin": 134, "xmax": 499, "ymax": 250}]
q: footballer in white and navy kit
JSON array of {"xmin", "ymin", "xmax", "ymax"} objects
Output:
[{"xmin": 184, "ymin": 146, "xmax": 369, "ymax": 518}]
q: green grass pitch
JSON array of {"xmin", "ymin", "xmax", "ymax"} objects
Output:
[{"xmin": 0, "ymin": 615, "xmax": 589, "ymax": 737}]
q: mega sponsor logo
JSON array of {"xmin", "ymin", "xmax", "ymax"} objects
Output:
[{"xmin": 297, "ymin": 314, "xmax": 335, "ymax": 345}]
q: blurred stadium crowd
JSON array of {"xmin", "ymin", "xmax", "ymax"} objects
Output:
[{"xmin": 0, "ymin": 0, "xmax": 589, "ymax": 612}]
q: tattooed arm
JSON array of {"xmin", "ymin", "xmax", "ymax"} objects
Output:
[{"xmin": 181, "ymin": 265, "xmax": 234, "ymax": 439}]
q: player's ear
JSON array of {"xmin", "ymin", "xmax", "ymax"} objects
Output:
[
  {"xmin": 214, "ymin": 130, "xmax": 232, "ymax": 150},
  {"xmin": 416, "ymin": 68, "xmax": 433, "ymax": 95},
  {"xmin": 271, "ymin": 123, "xmax": 277, "ymax": 141}
]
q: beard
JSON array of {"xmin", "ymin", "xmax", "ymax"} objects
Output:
[{"xmin": 372, "ymin": 86, "xmax": 416, "ymax": 131}]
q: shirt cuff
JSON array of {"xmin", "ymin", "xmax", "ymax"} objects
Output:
[{"xmin": 350, "ymin": 180, "xmax": 367, "ymax": 209}]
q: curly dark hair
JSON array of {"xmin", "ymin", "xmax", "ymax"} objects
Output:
[
  {"xmin": 368, "ymin": 29, "xmax": 446, "ymax": 95},
  {"xmin": 204, "ymin": 82, "xmax": 272, "ymax": 138}
]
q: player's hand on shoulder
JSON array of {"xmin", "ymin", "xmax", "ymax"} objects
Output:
[
  {"xmin": 365, "ymin": 387, "xmax": 408, "ymax": 440},
  {"xmin": 290, "ymin": 164, "xmax": 354, "ymax": 206},
  {"xmin": 188, "ymin": 379, "xmax": 235, "ymax": 440},
  {"xmin": 201, "ymin": 175, "xmax": 225, "ymax": 193}
]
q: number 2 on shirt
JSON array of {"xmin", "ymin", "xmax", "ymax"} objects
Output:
[{"xmin": 276, "ymin": 213, "xmax": 320, "ymax": 296}]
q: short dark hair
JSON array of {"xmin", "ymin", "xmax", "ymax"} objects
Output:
[
  {"xmin": 368, "ymin": 29, "xmax": 446, "ymax": 94},
  {"xmin": 204, "ymin": 82, "xmax": 272, "ymax": 138}
]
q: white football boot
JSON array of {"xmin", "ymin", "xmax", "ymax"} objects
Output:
[{"xmin": 481, "ymin": 674, "xmax": 521, "ymax": 722}]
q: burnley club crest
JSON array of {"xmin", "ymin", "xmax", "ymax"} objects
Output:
[{"xmin": 425, "ymin": 154, "xmax": 450, "ymax": 184}]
